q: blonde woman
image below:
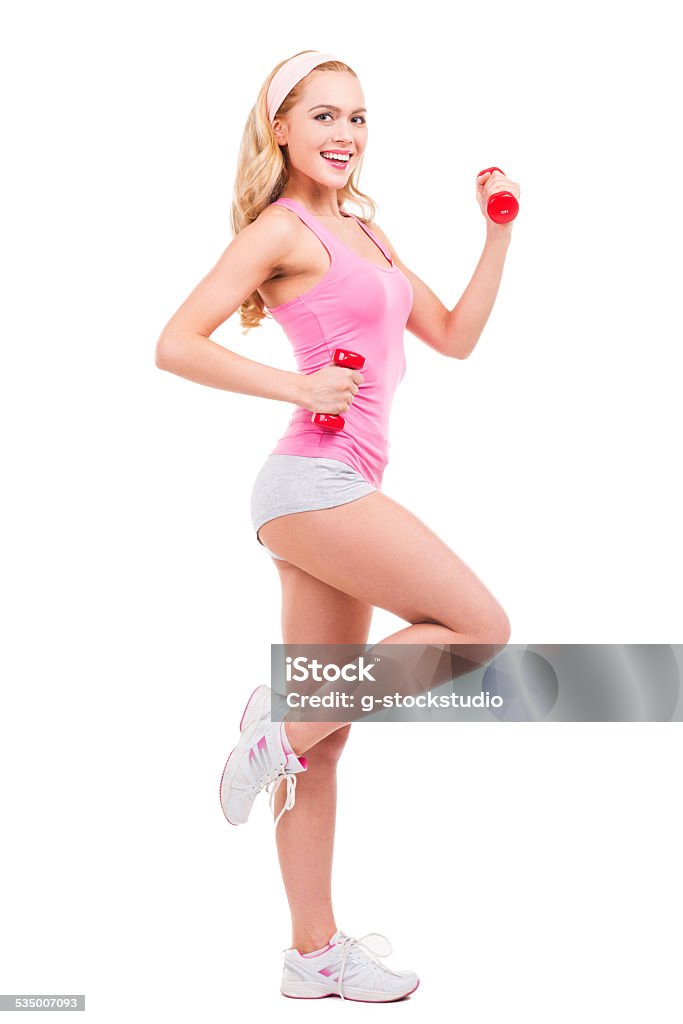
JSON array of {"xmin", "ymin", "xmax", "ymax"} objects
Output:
[{"xmin": 155, "ymin": 49, "xmax": 518, "ymax": 1002}]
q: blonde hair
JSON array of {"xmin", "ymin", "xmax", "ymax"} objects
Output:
[{"xmin": 231, "ymin": 50, "xmax": 377, "ymax": 333}]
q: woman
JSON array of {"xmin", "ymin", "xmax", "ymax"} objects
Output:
[{"xmin": 155, "ymin": 49, "xmax": 519, "ymax": 1003}]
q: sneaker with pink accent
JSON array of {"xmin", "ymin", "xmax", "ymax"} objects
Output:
[
  {"xmin": 281, "ymin": 930, "xmax": 420, "ymax": 1002},
  {"xmin": 219, "ymin": 685, "xmax": 307, "ymax": 828}
]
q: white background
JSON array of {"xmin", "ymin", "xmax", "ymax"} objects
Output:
[{"xmin": 1, "ymin": 0, "xmax": 681, "ymax": 1021}]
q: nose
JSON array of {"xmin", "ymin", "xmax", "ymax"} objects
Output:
[{"xmin": 332, "ymin": 120, "xmax": 356, "ymax": 144}]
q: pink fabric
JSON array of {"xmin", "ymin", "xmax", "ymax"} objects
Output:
[
  {"xmin": 300, "ymin": 943, "xmax": 333, "ymax": 958},
  {"xmin": 265, "ymin": 197, "xmax": 413, "ymax": 488}
]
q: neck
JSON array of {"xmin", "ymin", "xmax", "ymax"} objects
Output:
[{"xmin": 279, "ymin": 181, "xmax": 342, "ymax": 218}]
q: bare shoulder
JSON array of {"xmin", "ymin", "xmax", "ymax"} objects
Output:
[
  {"xmin": 250, "ymin": 201, "xmax": 302, "ymax": 273},
  {"xmin": 156, "ymin": 203, "xmax": 302, "ymax": 341},
  {"xmin": 251, "ymin": 200, "xmax": 300, "ymax": 246},
  {"xmin": 255, "ymin": 200, "xmax": 296, "ymax": 227}
]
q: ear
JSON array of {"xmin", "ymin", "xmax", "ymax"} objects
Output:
[{"xmin": 271, "ymin": 117, "xmax": 288, "ymax": 147}]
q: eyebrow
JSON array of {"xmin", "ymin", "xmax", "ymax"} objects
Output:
[{"xmin": 307, "ymin": 104, "xmax": 367, "ymax": 114}]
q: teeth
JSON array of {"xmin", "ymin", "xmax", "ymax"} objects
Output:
[{"xmin": 321, "ymin": 152, "xmax": 350, "ymax": 162}]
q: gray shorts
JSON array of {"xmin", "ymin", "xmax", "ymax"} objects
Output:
[{"xmin": 250, "ymin": 455, "xmax": 378, "ymax": 561}]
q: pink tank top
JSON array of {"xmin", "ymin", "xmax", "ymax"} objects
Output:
[{"xmin": 264, "ymin": 196, "xmax": 413, "ymax": 488}]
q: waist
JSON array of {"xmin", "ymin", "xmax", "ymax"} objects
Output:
[{"xmin": 270, "ymin": 420, "xmax": 388, "ymax": 489}]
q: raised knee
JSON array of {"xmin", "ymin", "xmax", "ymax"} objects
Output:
[
  {"xmin": 482, "ymin": 608, "xmax": 511, "ymax": 646},
  {"xmin": 456, "ymin": 605, "xmax": 511, "ymax": 647}
]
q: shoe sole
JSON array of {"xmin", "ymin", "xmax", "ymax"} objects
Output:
[
  {"xmin": 219, "ymin": 685, "xmax": 271, "ymax": 825},
  {"xmin": 281, "ymin": 978, "xmax": 420, "ymax": 1002}
]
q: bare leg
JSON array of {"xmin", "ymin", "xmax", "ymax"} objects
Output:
[
  {"xmin": 267, "ymin": 562, "xmax": 372, "ymax": 953},
  {"xmin": 261, "ymin": 490, "xmax": 511, "ymax": 952},
  {"xmin": 274, "ymin": 724, "xmax": 351, "ymax": 952},
  {"xmin": 261, "ymin": 490, "xmax": 511, "ymax": 754}
]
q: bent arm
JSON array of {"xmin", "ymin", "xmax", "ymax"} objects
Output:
[
  {"xmin": 157, "ymin": 335, "xmax": 304, "ymax": 404},
  {"xmin": 445, "ymin": 231, "xmax": 511, "ymax": 359},
  {"xmin": 155, "ymin": 208, "xmax": 304, "ymax": 405}
]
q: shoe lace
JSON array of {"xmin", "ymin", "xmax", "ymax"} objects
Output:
[
  {"xmin": 337, "ymin": 932, "xmax": 398, "ymax": 1001},
  {"xmin": 263, "ymin": 768, "xmax": 298, "ymax": 829}
]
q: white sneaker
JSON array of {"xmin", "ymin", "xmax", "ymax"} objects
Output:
[
  {"xmin": 281, "ymin": 930, "xmax": 420, "ymax": 1002},
  {"xmin": 219, "ymin": 685, "xmax": 307, "ymax": 828}
]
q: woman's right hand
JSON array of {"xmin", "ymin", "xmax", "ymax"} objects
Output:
[{"xmin": 296, "ymin": 362, "xmax": 364, "ymax": 415}]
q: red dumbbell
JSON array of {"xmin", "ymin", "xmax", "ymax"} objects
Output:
[
  {"xmin": 311, "ymin": 348, "xmax": 366, "ymax": 431},
  {"xmin": 477, "ymin": 166, "xmax": 519, "ymax": 224}
]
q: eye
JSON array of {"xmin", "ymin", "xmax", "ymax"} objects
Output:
[{"xmin": 315, "ymin": 112, "xmax": 367, "ymax": 124}]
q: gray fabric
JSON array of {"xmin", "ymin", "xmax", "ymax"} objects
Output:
[{"xmin": 250, "ymin": 455, "xmax": 377, "ymax": 561}]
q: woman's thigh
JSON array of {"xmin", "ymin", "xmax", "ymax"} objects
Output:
[
  {"xmin": 259, "ymin": 491, "xmax": 509, "ymax": 638},
  {"xmin": 274, "ymin": 558, "xmax": 374, "ymax": 645},
  {"xmin": 272, "ymin": 560, "xmax": 371, "ymax": 760}
]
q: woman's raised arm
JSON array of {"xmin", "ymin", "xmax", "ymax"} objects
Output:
[{"xmin": 370, "ymin": 216, "xmax": 512, "ymax": 361}]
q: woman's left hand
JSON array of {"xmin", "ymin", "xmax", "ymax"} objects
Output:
[{"xmin": 476, "ymin": 169, "xmax": 520, "ymax": 238}]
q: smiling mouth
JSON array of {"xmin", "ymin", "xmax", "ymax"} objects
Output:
[{"xmin": 320, "ymin": 152, "xmax": 352, "ymax": 167}]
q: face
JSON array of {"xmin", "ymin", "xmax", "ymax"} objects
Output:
[{"xmin": 273, "ymin": 70, "xmax": 368, "ymax": 189}]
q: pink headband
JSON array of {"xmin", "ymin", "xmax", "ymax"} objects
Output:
[{"xmin": 266, "ymin": 51, "xmax": 338, "ymax": 125}]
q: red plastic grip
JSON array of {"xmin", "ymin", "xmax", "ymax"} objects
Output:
[
  {"xmin": 331, "ymin": 348, "xmax": 365, "ymax": 371},
  {"xmin": 478, "ymin": 166, "xmax": 519, "ymax": 224},
  {"xmin": 312, "ymin": 412, "xmax": 346, "ymax": 431},
  {"xmin": 311, "ymin": 348, "xmax": 366, "ymax": 431}
]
